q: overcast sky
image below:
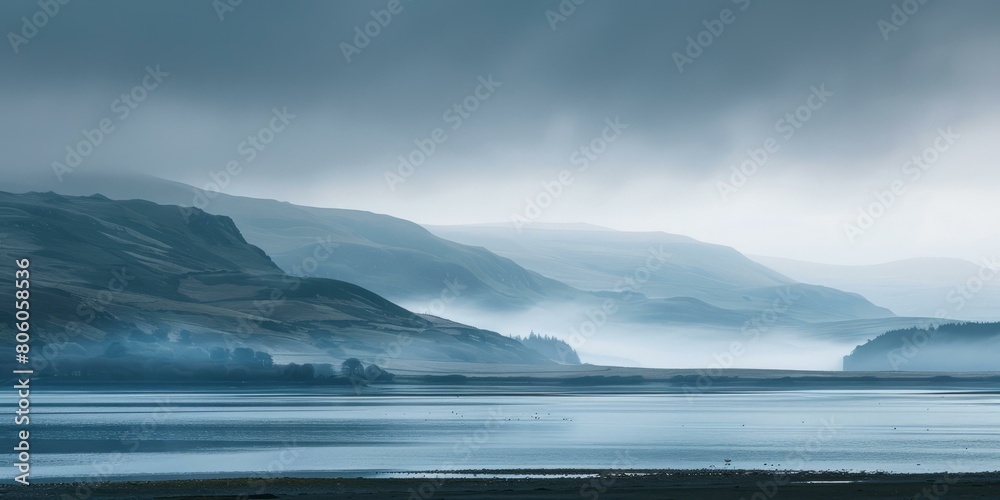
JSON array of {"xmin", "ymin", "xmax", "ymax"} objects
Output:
[{"xmin": 3, "ymin": 0, "xmax": 998, "ymax": 265}]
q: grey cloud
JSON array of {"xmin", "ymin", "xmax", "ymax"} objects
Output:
[{"xmin": 1, "ymin": 0, "xmax": 997, "ymax": 263}]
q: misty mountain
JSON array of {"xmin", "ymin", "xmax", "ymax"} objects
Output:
[
  {"xmin": 6, "ymin": 175, "xmax": 920, "ymax": 370},
  {"xmin": 843, "ymin": 322, "xmax": 1000, "ymax": 371},
  {"xmin": 0, "ymin": 191, "xmax": 550, "ymax": 370},
  {"xmin": 8, "ymin": 174, "xmax": 582, "ymax": 310},
  {"xmin": 14, "ymin": 175, "xmax": 893, "ymax": 325},
  {"xmin": 754, "ymin": 256, "xmax": 1000, "ymax": 321},
  {"xmin": 7, "ymin": 175, "xmax": 787, "ymax": 329},
  {"xmin": 426, "ymin": 224, "xmax": 895, "ymax": 323}
]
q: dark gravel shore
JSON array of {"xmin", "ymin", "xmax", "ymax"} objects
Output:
[{"xmin": 5, "ymin": 470, "xmax": 1000, "ymax": 499}]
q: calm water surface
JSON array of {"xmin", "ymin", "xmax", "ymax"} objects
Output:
[{"xmin": 18, "ymin": 386, "xmax": 1000, "ymax": 482}]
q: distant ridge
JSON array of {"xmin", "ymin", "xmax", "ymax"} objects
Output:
[{"xmin": 0, "ymin": 191, "xmax": 552, "ymax": 370}]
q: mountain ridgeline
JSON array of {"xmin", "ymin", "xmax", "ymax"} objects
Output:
[
  {"xmin": 426, "ymin": 224, "xmax": 896, "ymax": 323},
  {"xmin": 5, "ymin": 175, "xmax": 932, "ymax": 370},
  {"xmin": 0, "ymin": 191, "xmax": 551, "ymax": 381},
  {"xmin": 754, "ymin": 256, "xmax": 1000, "ymax": 321},
  {"xmin": 10, "ymin": 175, "xmax": 896, "ymax": 329}
]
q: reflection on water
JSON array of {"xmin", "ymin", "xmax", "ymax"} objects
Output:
[{"xmin": 18, "ymin": 385, "xmax": 1000, "ymax": 482}]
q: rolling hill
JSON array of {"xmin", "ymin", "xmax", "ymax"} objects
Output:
[
  {"xmin": 7, "ymin": 175, "xmax": 581, "ymax": 310},
  {"xmin": 10, "ymin": 174, "xmax": 894, "ymax": 326},
  {"xmin": 5, "ymin": 174, "xmax": 925, "ymax": 369},
  {"xmin": 0, "ymin": 191, "xmax": 550, "ymax": 374},
  {"xmin": 754, "ymin": 256, "xmax": 1000, "ymax": 321},
  {"xmin": 426, "ymin": 223, "xmax": 895, "ymax": 323},
  {"xmin": 843, "ymin": 322, "xmax": 1000, "ymax": 371}
]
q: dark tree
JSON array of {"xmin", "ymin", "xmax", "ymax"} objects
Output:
[
  {"xmin": 283, "ymin": 362, "xmax": 315, "ymax": 380},
  {"xmin": 515, "ymin": 331, "xmax": 581, "ymax": 364},
  {"xmin": 255, "ymin": 351, "xmax": 274, "ymax": 367},
  {"xmin": 364, "ymin": 363, "xmax": 389, "ymax": 382},
  {"xmin": 282, "ymin": 363, "xmax": 301, "ymax": 379},
  {"xmin": 341, "ymin": 358, "xmax": 365, "ymax": 378}
]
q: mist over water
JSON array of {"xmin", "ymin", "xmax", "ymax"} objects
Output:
[{"xmin": 402, "ymin": 302, "xmax": 856, "ymax": 370}]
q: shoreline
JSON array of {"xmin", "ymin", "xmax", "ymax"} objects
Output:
[
  {"xmin": 6, "ymin": 470, "xmax": 1000, "ymax": 499},
  {"xmin": 29, "ymin": 365, "xmax": 1000, "ymax": 389}
]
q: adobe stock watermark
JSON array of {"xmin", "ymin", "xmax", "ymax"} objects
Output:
[
  {"xmin": 212, "ymin": 0, "xmax": 246, "ymax": 21},
  {"xmin": 412, "ymin": 278, "xmax": 467, "ymax": 317},
  {"xmin": 51, "ymin": 65, "xmax": 170, "ymax": 182},
  {"xmin": 910, "ymin": 460, "xmax": 967, "ymax": 500},
  {"xmin": 180, "ymin": 107, "xmax": 296, "ymax": 220},
  {"xmin": 877, "ymin": 0, "xmax": 930, "ymax": 41},
  {"xmin": 370, "ymin": 278, "xmax": 466, "ymax": 377},
  {"xmin": 219, "ymin": 235, "xmax": 338, "ymax": 385},
  {"xmin": 230, "ymin": 235, "xmax": 339, "ymax": 346},
  {"xmin": 238, "ymin": 441, "xmax": 302, "ymax": 500},
  {"xmin": 743, "ymin": 417, "xmax": 841, "ymax": 500},
  {"xmin": 579, "ymin": 450, "xmax": 636, "ymax": 500},
  {"xmin": 7, "ymin": 0, "xmax": 71, "ymax": 54},
  {"xmin": 944, "ymin": 254, "xmax": 999, "ymax": 313},
  {"xmin": 672, "ymin": 0, "xmax": 751, "ymax": 74},
  {"xmin": 684, "ymin": 286, "xmax": 800, "ymax": 399},
  {"xmin": 717, "ymin": 84, "xmax": 833, "ymax": 201},
  {"xmin": 61, "ymin": 397, "xmax": 177, "ymax": 500},
  {"xmin": 35, "ymin": 266, "xmax": 135, "ymax": 373},
  {"xmin": 545, "ymin": 0, "xmax": 587, "ymax": 31},
  {"xmin": 843, "ymin": 127, "xmax": 959, "ymax": 243},
  {"xmin": 563, "ymin": 245, "xmax": 671, "ymax": 356},
  {"xmin": 384, "ymin": 75, "xmax": 501, "ymax": 192},
  {"xmin": 408, "ymin": 407, "xmax": 507, "ymax": 499},
  {"xmin": 339, "ymin": 0, "xmax": 413, "ymax": 63},
  {"xmin": 510, "ymin": 117, "xmax": 627, "ymax": 231},
  {"xmin": 887, "ymin": 254, "xmax": 998, "ymax": 369}
]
